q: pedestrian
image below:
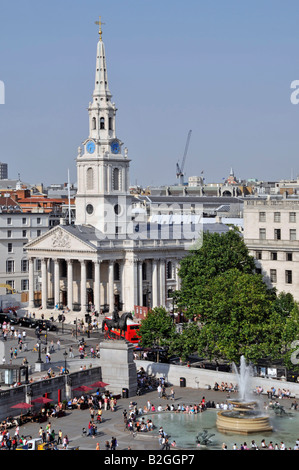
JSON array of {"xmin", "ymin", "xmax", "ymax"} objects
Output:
[
  {"xmin": 57, "ymin": 430, "xmax": 63, "ymax": 445},
  {"xmin": 170, "ymin": 388, "xmax": 175, "ymax": 400},
  {"xmin": 62, "ymin": 435, "xmax": 69, "ymax": 449},
  {"xmin": 110, "ymin": 436, "xmax": 117, "ymax": 450}
]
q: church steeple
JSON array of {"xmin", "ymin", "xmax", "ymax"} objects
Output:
[
  {"xmin": 87, "ymin": 18, "xmax": 117, "ymax": 144},
  {"xmin": 75, "ymin": 21, "xmax": 131, "ymax": 233},
  {"xmin": 92, "ymin": 29, "xmax": 112, "ymax": 103}
]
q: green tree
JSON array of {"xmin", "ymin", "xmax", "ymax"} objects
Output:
[
  {"xmin": 195, "ymin": 269, "xmax": 282, "ymax": 364},
  {"xmin": 168, "ymin": 322, "xmax": 200, "ymax": 362},
  {"xmin": 271, "ymin": 295, "xmax": 299, "ymax": 371},
  {"xmin": 139, "ymin": 307, "xmax": 176, "ymax": 350},
  {"xmin": 176, "ymin": 230, "xmax": 256, "ymax": 318}
]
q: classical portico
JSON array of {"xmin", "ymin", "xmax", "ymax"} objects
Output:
[{"xmin": 26, "ymin": 225, "xmax": 184, "ymax": 314}]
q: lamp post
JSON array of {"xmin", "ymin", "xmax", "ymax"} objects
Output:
[
  {"xmin": 36, "ymin": 339, "xmax": 43, "ymax": 364},
  {"xmin": 63, "ymin": 350, "xmax": 68, "ymax": 374}
]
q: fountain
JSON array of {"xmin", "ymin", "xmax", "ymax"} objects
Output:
[
  {"xmin": 196, "ymin": 429, "xmax": 215, "ymax": 447},
  {"xmin": 216, "ymin": 356, "xmax": 273, "ymax": 434}
]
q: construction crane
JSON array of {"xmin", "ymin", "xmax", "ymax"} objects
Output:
[
  {"xmin": 0, "ymin": 284, "xmax": 17, "ymax": 294},
  {"xmin": 176, "ymin": 130, "xmax": 192, "ymax": 185}
]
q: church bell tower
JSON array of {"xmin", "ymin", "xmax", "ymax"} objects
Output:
[{"xmin": 75, "ymin": 18, "xmax": 132, "ymax": 236}]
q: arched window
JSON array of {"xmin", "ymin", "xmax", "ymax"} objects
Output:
[
  {"xmin": 109, "ymin": 117, "xmax": 113, "ymax": 131},
  {"xmin": 113, "ymin": 168, "xmax": 120, "ymax": 191},
  {"xmin": 100, "ymin": 117, "xmax": 105, "ymax": 129},
  {"xmin": 92, "ymin": 117, "xmax": 96, "ymax": 130},
  {"xmin": 86, "ymin": 167, "xmax": 94, "ymax": 190},
  {"xmin": 167, "ymin": 261, "xmax": 173, "ymax": 279}
]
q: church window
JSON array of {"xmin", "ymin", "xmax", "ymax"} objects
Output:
[
  {"xmin": 86, "ymin": 168, "xmax": 94, "ymax": 190},
  {"xmin": 87, "ymin": 261, "xmax": 93, "ymax": 280},
  {"xmin": 114, "ymin": 262, "xmax": 120, "ymax": 281},
  {"xmin": 92, "ymin": 117, "xmax": 96, "ymax": 130},
  {"xmin": 61, "ymin": 260, "xmax": 67, "ymax": 278},
  {"xmin": 113, "ymin": 168, "xmax": 120, "ymax": 191},
  {"xmin": 167, "ymin": 261, "xmax": 173, "ymax": 279},
  {"xmin": 86, "ymin": 204, "xmax": 94, "ymax": 215},
  {"xmin": 142, "ymin": 262, "xmax": 147, "ymax": 281},
  {"xmin": 100, "ymin": 117, "xmax": 105, "ymax": 129},
  {"xmin": 109, "ymin": 117, "xmax": 113, "ymax": 131},
  {"xmin": 114, "ymin": 204, "xmax": 121, "ymax": 216}
]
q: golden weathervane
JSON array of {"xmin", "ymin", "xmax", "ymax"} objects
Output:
[{"xmin": 95, "ymin": 16, "xmax": 105, "ymax": 41}]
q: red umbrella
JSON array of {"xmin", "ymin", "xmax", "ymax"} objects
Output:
[
  {"xmin": 73, "ymin": 385, "xmax": 93, "ymax": 392},
  {"xmin": 91, "ymin": 381, "xmax": 109, "ymax": 388},
  {"xmin": 11, "ymin": 402, "xmax": 33, "ymax": 410},
  {"xmin": 32, "ymin": 397, "xmax": 53, "ymax": 404}
]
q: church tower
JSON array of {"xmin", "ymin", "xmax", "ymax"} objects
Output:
[{"xmin": 75, "ymin": 19, "xmax": 131, "ymax": 236}]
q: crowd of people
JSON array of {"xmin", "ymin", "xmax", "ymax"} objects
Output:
[{"xmin": 223, "ymin": 438, "xmax": 299, "ymax": 450}]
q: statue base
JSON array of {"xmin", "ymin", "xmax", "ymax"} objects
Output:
[{"xmin": 99, "ymin": 340, "xmax": 137, "ymax": 398}]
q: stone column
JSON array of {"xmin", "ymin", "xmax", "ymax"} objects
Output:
[
  {"xmin": 41, "ymin": 258, "xmax": 48, "ymax": 310},
  {"xmin": 54, "ymin": 259, "xmax": 60, "ymax": 308},
  {"xmin": 175, "ymin": 259, "xmax": 181, "ymax": 290},
  {"xmin": 28, "ymin": 257, "xmax": 35, "ymax": 309},
  {"xmin": 80, "ymin": 260, "xmax": 87, "ymax": 314},
  {"xmin": 47, "ymin": 259, "xmax": 53, "ymax": 299},
  {"xmin": 152, "ymin": 259, "xmax": 158, "ymax": 307},
  {"xmin": 120, "ymin": 260, "xmax": 125, "ymax": 311},
  {"xmin": 108, "ymin": 260, "xmax": 114, "ymax": 312},
  {"xmin": 94, "ymin": 260, "xmax": 101, "ymax": 313},
  {"xmin": 160, "ymin": 259, "xmax": 166, "ymax": 307},
  {"xmin": 67, "ymin": 259, "xmax": 73, "ymax": 311},
  {"xmin": 107, "ymin": 164, "xmax": 112, "ymax": 193},
  {"xmin": 138, "ymin": 260, "xmax": 143, "ymax": 306}
]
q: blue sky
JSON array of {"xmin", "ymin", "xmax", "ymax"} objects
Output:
[{"xmin": 1, "ymin": 0, "xmax": 299, "ymax": 187}]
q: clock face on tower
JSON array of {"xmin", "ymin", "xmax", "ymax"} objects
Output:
[
  {"xmin": 111, "ymin": 140, "xmax": 120, "ymax": 154},
  {"xmin": 86, "ymin": 140, "xmax": 95, "ymax": 154}
]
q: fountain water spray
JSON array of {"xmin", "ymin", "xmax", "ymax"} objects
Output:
[
  {"xmin": 216, "ymin": 355, "xmax": 273, "ymax": 434},
  {"xmin": 232, "ymin": 355, "xmax": 254, "ymax": 402}
]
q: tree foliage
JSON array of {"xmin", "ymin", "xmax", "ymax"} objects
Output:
[
  {"xmin": 139, "ymin": 307, "xmax": 176, "ymax": 349},
  {"xmin": 195, "ymin": 268, "xmax": 280, "ymax": 364},
  {"xmin": 139, "ymin": 230, "xmax": 299, "ymax": 370},
  {"xmin": 176, "ymin": 229, "xmax": 257, "ymax": 318}
]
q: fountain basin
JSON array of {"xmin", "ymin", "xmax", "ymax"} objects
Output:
[{"xmin": 216, "ymin": 409, "xmax": 273, "ymax": 434}]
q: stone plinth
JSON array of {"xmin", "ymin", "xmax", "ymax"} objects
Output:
[{"xmin": 99, "ymin": 340, "xmax": 137, "ymax": 397}]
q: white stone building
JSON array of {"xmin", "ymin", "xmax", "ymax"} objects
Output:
[
  {"xmin": 243, "ymin": 196, "xmax": 299, "ymax": 300},
  {"xmin": 0, "ymin": 210, "xmax": 50, "ymax": 295},
  {"xmin": 25, "ymin": 27, "xmax": 205, "ymax": 315}
]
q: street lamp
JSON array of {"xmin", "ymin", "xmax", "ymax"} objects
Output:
[
  {"xmin": 63, "ymin": 350, "xmax": 68, "ymax": 374},
  {"xmin": 36, "ymin": 339, "xmax": 43, "ymax": 364}
]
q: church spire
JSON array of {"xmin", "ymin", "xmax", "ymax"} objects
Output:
[
  {"xmin": 92, "ymin": 18, "xmax": 112, "ymax": 103},
  {"xmin": 87, "ymin": 17, "xmax": 116, "ymax": 142}
]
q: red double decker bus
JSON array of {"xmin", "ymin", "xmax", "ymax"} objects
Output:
[{"xmin": 103, "ymin": 316, "xmax": 141, "ymax": 344}]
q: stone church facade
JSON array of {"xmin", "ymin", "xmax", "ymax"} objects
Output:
[{"xmin": 25, "ymin": 26, "xmax": 200, "ymax": 315}]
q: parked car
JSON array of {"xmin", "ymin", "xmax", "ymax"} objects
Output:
[
  {"xmin": 18, "ymin": 317, "xmax": 38, "ymax": 328},
  {"xmin": 35, "ymin": 320, "xmax": 57, "ymax": 332},
  {"xmin": 0, "ymin": 312, "xmax": 19, "ymax": 325}
]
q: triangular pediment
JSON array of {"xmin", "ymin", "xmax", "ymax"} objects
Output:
[{"xmin": 25, "ymin": 225, "xmax": 97, "ymax": 253}]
